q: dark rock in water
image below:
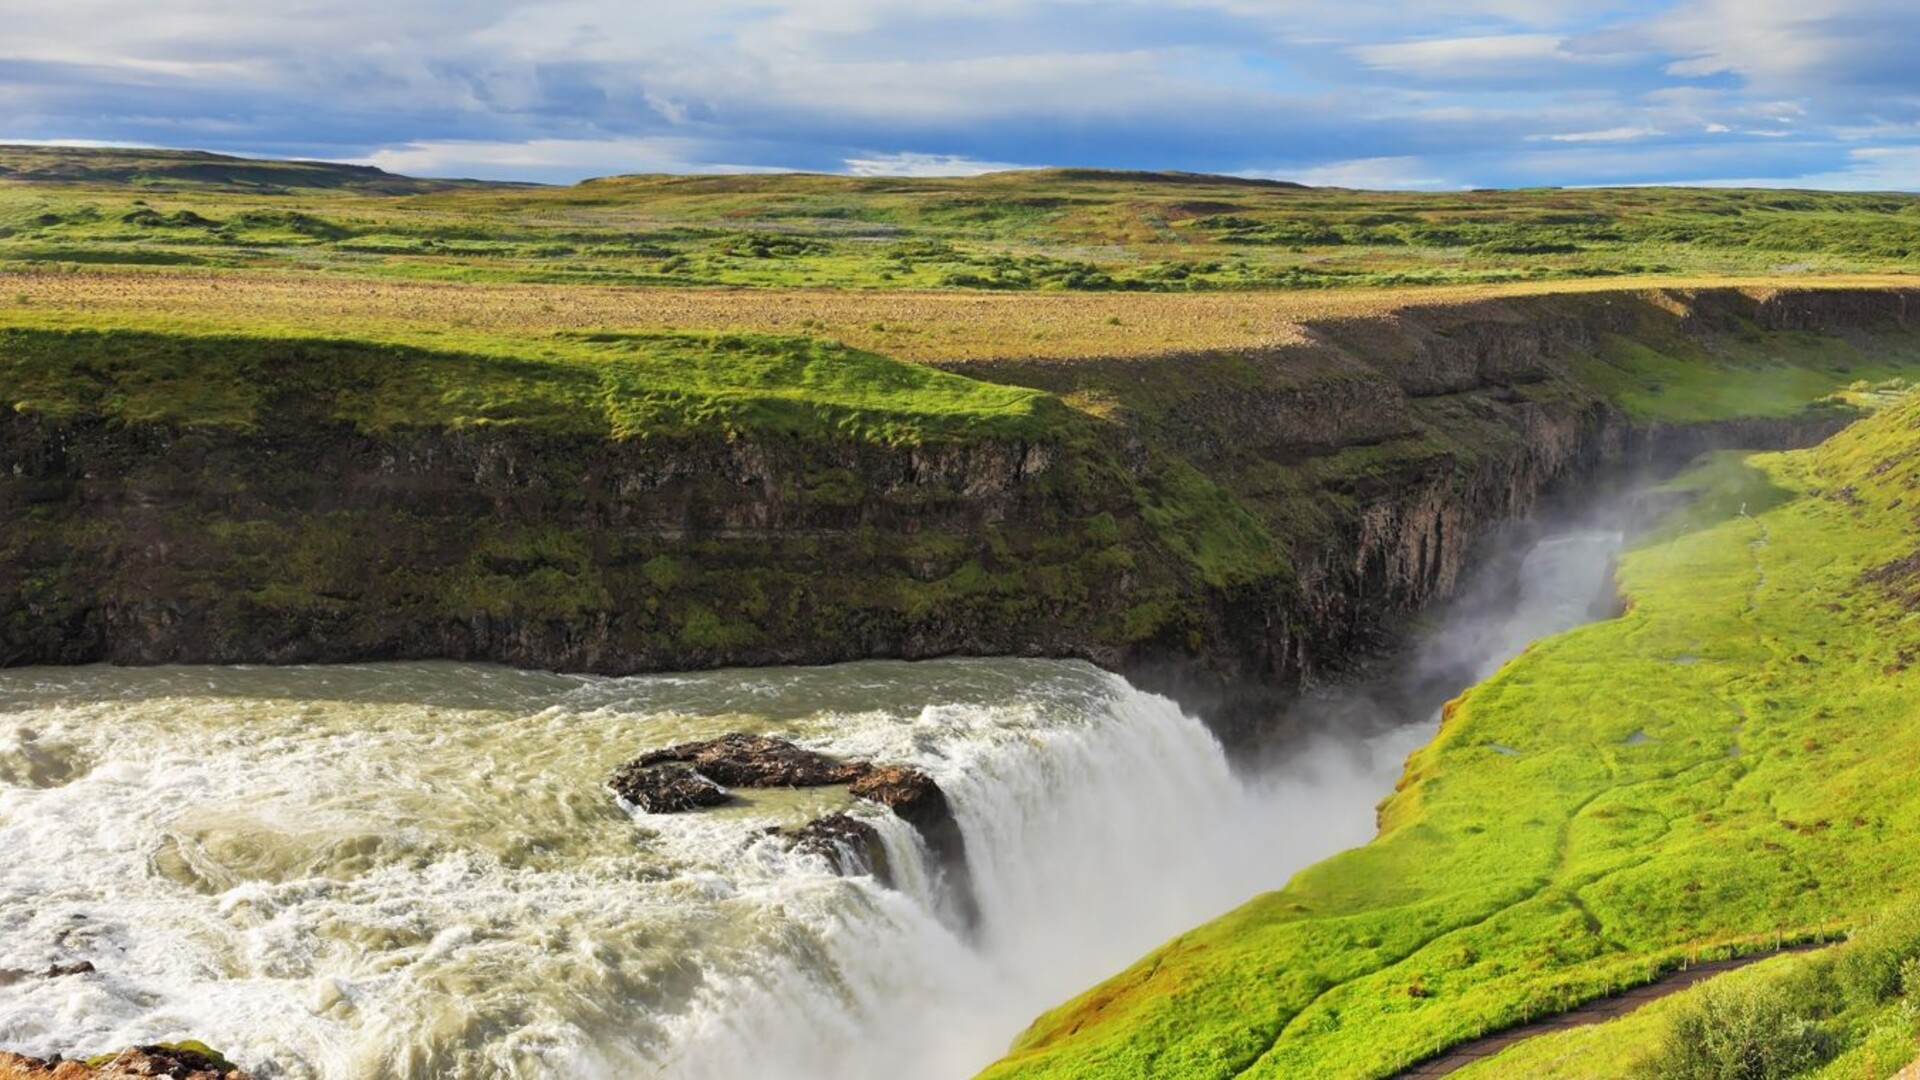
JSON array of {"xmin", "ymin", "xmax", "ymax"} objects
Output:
[
  {"xmin": 634, "ymin": 734, "xmax": 867, "ymax": 788},
  {"xmin": 0, "ymin": 961, "xmax": 95, "ymax": 989},
  {"xmin": 849, "ymin": 766, "xmax": 976, "ymax": 928},
  {"xmin": 95, "ymin": 1045, "xmax": 243, "ymax": 1080},
  {"xmin": 0, "ymin": 1042, "xmax": 248, "ymax": 1079},
  {"xmin": 609, "ymin": 733, "xmax": 978, "ymax": 926},
  {"xmin": 847, "ymin": 765, "xmax": 943, "ymax": 824},
  {"xmin": 783, "ymin": 813, "xmax": 891, "ymax": 883},
  {"xmin": 607, "ymin": 760, "xmax": 731, "ymax": 813}
]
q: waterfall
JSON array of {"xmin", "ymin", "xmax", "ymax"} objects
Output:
[
  {"xmin": 645, "ymin": 524, "xmax": 1631, "ymax": 1079},
  {"xmin": 661, "ymin": 675, "xmax": 1416, "ymax": 1080}
]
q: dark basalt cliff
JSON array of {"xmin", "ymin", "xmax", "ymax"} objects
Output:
[{"xmin": 0, "ymin": 287, "xmax": 1902, "ymax": 742}]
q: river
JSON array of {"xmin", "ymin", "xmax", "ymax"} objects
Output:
[{"xmin": 0, "ymin": 519, "xmax": 1624, "ymax": 1078}]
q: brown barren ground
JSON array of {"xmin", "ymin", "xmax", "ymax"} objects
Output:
[{"xmin": 5, "ymin": 268, "xmax": 1919, "ymax": 362}]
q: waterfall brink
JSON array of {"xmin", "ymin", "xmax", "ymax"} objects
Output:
[
  {"xmin": 0, "ymin": 521, "xmax": 1630, "ymax": 1079},
  {"xmin": 660, "ymin": 676, "xmax": 1279, "ymax": 1080}
]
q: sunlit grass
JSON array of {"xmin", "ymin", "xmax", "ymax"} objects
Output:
[
  {"xmin": 985, "ymin": 393, "xmax": 1920, "ymax": 1079},
  {"xmin": 1459, "ymin": 901, "xmax": 1920, "ymax": 1078},
  {"xmin": 0, "ymin": 326, "xmax": 1056, "ymax": 444}
]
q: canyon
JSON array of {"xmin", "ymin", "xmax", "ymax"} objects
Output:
[{"xmin": 4, "ymin": 286, "xmax": 1907, "ymax": 745}]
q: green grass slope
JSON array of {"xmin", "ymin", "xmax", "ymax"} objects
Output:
[
  {"xmin": 0, "ymin": 325, "xmax": 1056, "ymax": 443},
  {"xmin": 983, "ymin": 392, "xmax": 1920, "ymax": 1078}
]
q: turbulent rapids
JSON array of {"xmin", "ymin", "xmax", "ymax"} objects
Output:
[{"xmin": 0, "ymin": 523, "xmax": 1624, "ymax": 1079}]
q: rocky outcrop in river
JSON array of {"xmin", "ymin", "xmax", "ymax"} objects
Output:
[
  {"xmin": 622, "ymin": 733, "xmax": 871, "ymax": 789},
  {"xmin": 608, "ymin": 735, "xmax": 975, "ymax": 919}
]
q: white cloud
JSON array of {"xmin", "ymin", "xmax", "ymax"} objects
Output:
[
  {"xmin": 1644, "ymin": 0, "xmax": 1920, "ymax": 96},
  {"xmin": 1769, "ymin": 146, "xmax": 1920, "ymax": 190},
  {"xmin": 843, "ymin": 152, "xmax": 1030, "ymax": 176},
  {"xmin": 1546, "ymin": 126, "xmax": 1663, "ymax": 143},
  {"xmin": 1647, "ymin": 0, "xmax": 1843, "ymax": 82},
  {"xmin": 1276, "ymin": 156, "xmax": 1453, "ymax": 189},
  {"xmin": 1351, "ymin": 33, "xmax": 1568, "ymax": 74},
  {"xmin": 1175, "ymin": 0, "xmax": 1598, "ymax": 33},
  {"xmin": 346, "ymin": 138, "xmax": 788, "ymax": 181}
]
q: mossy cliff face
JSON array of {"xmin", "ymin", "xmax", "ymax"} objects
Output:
[
  {"xmin": 2, "ymin": 412, "xmax": 1157, "ymax": 668},
  {"xmin": 3, "ymin": 287, "xmax": 1915, "ymax": 742}
]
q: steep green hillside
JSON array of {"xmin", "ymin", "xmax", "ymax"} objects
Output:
[{"xmin": 984, "ymin": 380, "xmax": 1920, "ymax": 1077}]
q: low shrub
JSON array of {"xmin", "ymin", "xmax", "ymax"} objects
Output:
[
  {"xmin": 1641, "ymin": 978, "xmax": 1835, "ymax": 1080},
  {"xmin": 1836, "ymin": 902, "xmax": 1920, "ymax": 1007}
]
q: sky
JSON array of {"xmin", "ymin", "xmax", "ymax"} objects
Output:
[{"xmin": 7, "ymin": 0, "xmax": 1920, "ymax": 189}]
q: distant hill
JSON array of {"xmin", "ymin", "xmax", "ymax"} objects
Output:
[
  {"xmin": 571, "ymin": 167, "xmax": 1314, "ymax": 195},
  {"xmin": 0, "ymin": 147, "xmax": 1314, "ymax": 196},
  {"xmin": 984, "ymin": 168, "xmax": 1310, "ymax": 189},
  {"xmin": 0, "ymin": 145, "xmax": 524, "ymax": 195}
]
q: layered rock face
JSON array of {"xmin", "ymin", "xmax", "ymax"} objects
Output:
[{"xmin": 1, "ymin": 288, "xmax": 1906, "ymax": 743}]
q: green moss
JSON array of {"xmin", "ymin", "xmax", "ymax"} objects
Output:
[
  {"xmin": 640, "ymin": 556, "xmax": 688, "ymax": 590},
  {"xmin": 85, "ymin": 1041, "xmax": 235, "ymax": 1070},
  {"xmin": 679, "ymin": 604, "xmax": 750, "ymax": 648},
  {"xmin": 1137, "ymin": 456, "xmax": 1290, "ymax": 588}
]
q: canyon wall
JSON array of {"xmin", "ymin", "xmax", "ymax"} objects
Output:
[{"xmin": 1, "ymin": 287, "xmax": 1905, "ymax": 742}]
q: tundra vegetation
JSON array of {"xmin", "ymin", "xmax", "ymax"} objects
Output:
[
  {"xmin": 11, "ymin": 145, "xmax": 1920, "ymax": 293},
  {"xmin": 9, "ymin": 147, "xmax": 1920, "ymax": 1079}
]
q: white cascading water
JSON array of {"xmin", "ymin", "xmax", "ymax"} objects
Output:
[{"xmin": 0, "ymin": 522, "xmax": 1625, "ymax": 1079}]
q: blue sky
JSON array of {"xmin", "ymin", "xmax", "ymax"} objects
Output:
[{"xmin": 7, "ymin": 0, "xmax": 1920, "ymax": 188}]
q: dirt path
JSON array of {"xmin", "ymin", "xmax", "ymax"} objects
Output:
[{"xmin": 1391, "ymin": 945, "xmax": 1828, "ymax": 1078}]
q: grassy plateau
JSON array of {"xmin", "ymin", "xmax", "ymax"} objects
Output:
[{"xmin": 11, "ymin": 145, "xmax": 1920, "ymax": 294}]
